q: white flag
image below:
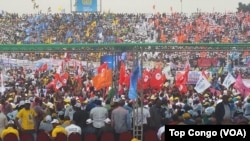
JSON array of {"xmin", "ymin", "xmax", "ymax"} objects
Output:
[
  {"xmin": 222, "ymin": 73, "xmax": 236, "ymax": 89},
  {"xmin": 194, "ymin": 75, "xmax": 211, "ymax": 93}
]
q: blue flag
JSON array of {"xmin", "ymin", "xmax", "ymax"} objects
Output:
[{"xmin": 128, "ymin": 60, "xmax": 141, "ymax": 100}]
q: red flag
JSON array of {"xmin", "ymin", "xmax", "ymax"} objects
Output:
[
  {"xmin": 54, "ymin": 73, "xmax": 60, "ymax": 80},
  {"xmin": 123, "ymin": 73, "xmax": 131, "ymax": 88},
  {"xmin": 75, "ymin": 75, "xmax": 82, "ymax": 90},
  {"xmin": 118, "ymin": 83, "xmax": 124, "ymax": 95},
  {"xmin": 46, "ymin": 80, "xmax": 55, "ymax": 89},
  {"xmin": 50, "ymin": 74, "xmax": 63, "ymax": 92},
  {"xmin": 150, "ymin": 68, "xmax": 166, "ymax": 90},
  {"xmin": 138, "ymin": 70, "xmax": 151, "ymax": 90},
  {"xmin": 97, "ymin": 62, "xmax": 108, "ymax": 74},
  {"xmin": 175, "ymin": 66, "xmax": 189, "ymax": 94},
  {"xmin": 60, "ymin": 72, "xmax": 69, "ymax": 86},
  {"xmin": 119, "ymin": 62, "xmax": 126, "ymax": 84},
  {"xmin": 54, "ymin": 79, "xmax": 63, "ymax": 91}
]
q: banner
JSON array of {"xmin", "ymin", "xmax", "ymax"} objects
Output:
[
  {"xmin": 100, "ymin": 55, "xmax": 118, "ymax": 70},
  {"xmin": 222, "ymin": 73, "xmax": 236, "ymax": 89},
  {"xmin": 176, "ymin": 71, "xmax": 212, "ymax": 84},
  {"xmin": 197, "ymin": 58, "xmax": 218, "ymax": 67},
  {"xmin": 243, "ymin": 79, "xmax": 250, "ymax": 88},
  {"xmin": 76, "ymin": 0, "xmax": 97, "ymax": 12},
  {"xmin": 194, "ymin": 75, "xmax": 211, "ymax": 93}
]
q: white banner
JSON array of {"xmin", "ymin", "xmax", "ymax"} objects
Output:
[
  {"xmin": 176, "ymin": 71, "xmax": 212, "ymax": 84},
  {"xmin": 194, "ymin": 75, "xmax": 211, "ymax": 93},
  {"xmin": 222, "ymin": 73, "xmax": 236, "ymax": 89},
  {"xmin": 243, "ymin": 79, "xmax": 250, "ymax": 88}
]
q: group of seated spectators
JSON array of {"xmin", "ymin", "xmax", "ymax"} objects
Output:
[{"xmin": 0, "ymin": 11, "xmax": 250, "ymax": 44}]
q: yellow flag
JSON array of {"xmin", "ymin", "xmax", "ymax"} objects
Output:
[{"xmin": 217, "ymin": 66, "xmax": 223, "ymax": 74}]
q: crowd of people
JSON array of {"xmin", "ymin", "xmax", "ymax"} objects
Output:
[
  {"xmin": 0, "ymin": 11, "xmax": 250, "ymax": 44},
  {"xmin": 0, "ymin": 11, "xmax": 250, "ymax": 141}
]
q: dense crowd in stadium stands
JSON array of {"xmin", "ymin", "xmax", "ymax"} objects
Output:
[
  {"xmin": 0, "ymin": 11, "xmax": 250, "ymax": 141},
  {"xmin": 0, "ymin": 11, "xmax": 250, "ymax": 44}
]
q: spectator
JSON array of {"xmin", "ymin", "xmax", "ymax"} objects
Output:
[
  {"xmin": 65, "ymin": 120, "xmax": 81, "ymax": 137},
  {"xmin": 215, "ymin": 95, "xmax": 232, "ymax": 124},
  {"xmin": 1, "ymin": 120, "xmax": 19, "ymax": 141},
  {"xmin": 82, "ymin": 119, "xmax": 96, "ymax": 136},
  {"xmin": 149, "ymin": 98, "xmax": 163, "ymax": 130},
  {"xmin": 50, "ymin": 119, "xmax": 67, "ymax": 140},
  {"xmin": 97, "ymin": 118, "xmax": 115, "ymax": 140},
  {"xmin": 64, "ymin": 98, "xmax": 76, "ymax": 121},
  {"xmin": 33, "ymin": 97, "xmax": 47, "ymax": 130},
  {"xmin": 0, "ymin": 98, "xmax": 12, "ymax": 115},
  {"xmin": 39, "ymin": 115, "xmax": 53, "ymax": 133},
  {"xmin": 111, "ymin": 99, "xmax": 131, "ymax": 140},
  {"xmin": 15, "ymin": 100, "xmax": 37, "ymax": 141},
  {"xmin": 243, "ymin": 97, "xmax": 250, "ymax": 120},
  {"xmin": 90, "ymin": 99, "xmax": 108, "ymax": 130},
  {"xmin": 182, "ymin": 112, "xmax": 196, "ymax": 125},
  {"xmin": 73, "ymin": 102, "xmax": 89, "ymax": 132},
  {"xmin": 61, "ymin": 116, "xmax": 71, "ymax": 128}
]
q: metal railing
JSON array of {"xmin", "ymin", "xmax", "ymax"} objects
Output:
[{"xmin": 0, "ymin": 43, "xmax": 249, "ymax": 52}]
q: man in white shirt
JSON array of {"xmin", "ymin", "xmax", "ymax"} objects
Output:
[
  {"xmin": 65, "ymin": 120, "xmax": 82, "ymax": 136},
  {"xmin": 90, "ymin": 100, "xmax": 108, "ymax": 129}
]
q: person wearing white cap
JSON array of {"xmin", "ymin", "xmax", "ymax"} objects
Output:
[
  {"xmin": 1, "ymin": 120, "xmax": 19, "ymax": 140},
  {"xmin": 15, "ymin": 99, "xmax": 38, "ymax": 140},
  {"xmin": 39, "ymin": 115, "xmax": 53, "ymax": 133},
  {"xmin": 97, "ymin": 118, "xmax": 115, "ymax": 140},
  {"xmin": 82, "ymin": 119, "xmax": 97, "ymax": 136},
  {"xmin": 50, "ymin": 119, "xmax": 67, "ymax": 140}
]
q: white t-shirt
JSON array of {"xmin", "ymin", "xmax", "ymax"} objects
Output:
[{"xmin": 65, "ymin": 124, "xmax": 82, "ymax": 136}]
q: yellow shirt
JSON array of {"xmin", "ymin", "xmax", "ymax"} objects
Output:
[
  {"xmin": 16, "ymin": 108, "xmax": 37, "ymax": 130},
  {"xmin": 51, "ymin": 125, "xmax": 67, "ymax": 138},
  {"xmin": 1, "ymin": 127, "xmax": 19, "ymax": 139},
  {"xmin": 62, "ymin": 120, "xmax": 71, "ymax": 127}
]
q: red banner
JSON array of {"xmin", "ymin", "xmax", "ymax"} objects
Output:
[{"xmin": 197, "ymin": 58, "xmax": 218, "ymax": 67}]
